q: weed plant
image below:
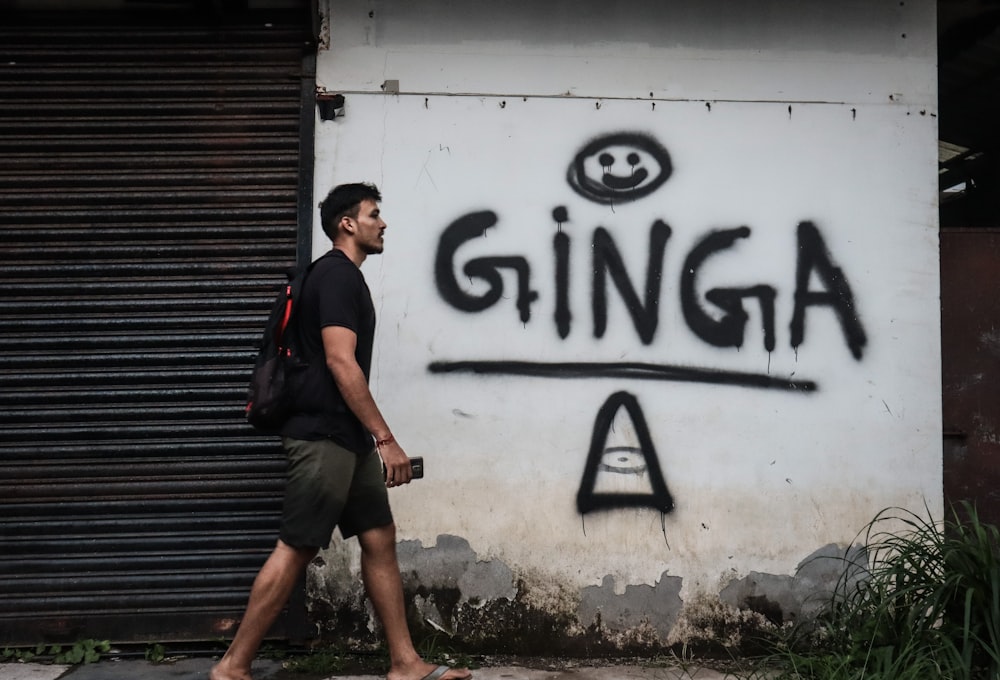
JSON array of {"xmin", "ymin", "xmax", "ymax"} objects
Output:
[
  {"xmin": 751, "ymin": 503, "xmax": 1000, "ymax": 680},
  {"xmin": 1, "ymin": 639, "xmax": 110, "ymax": 665}
]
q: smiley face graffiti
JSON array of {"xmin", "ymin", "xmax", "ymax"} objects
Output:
[{"xmin": 567, "ymin": 132, "xmax": 673, "ymax": 205}]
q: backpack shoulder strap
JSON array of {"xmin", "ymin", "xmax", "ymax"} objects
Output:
[{"xmin": 278, "ymin": 250, "xmax": 340, "ymax": 345}]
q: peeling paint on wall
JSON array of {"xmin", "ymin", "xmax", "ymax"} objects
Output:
[
  {"xmin": 578, "ymin": 572, "xmax": 682, "ymax": 639},
  {"xmin": 720, "ymin": 544, "xmax": 868, "ymax": 625},
  {"xmin": 398, "ymin": 534, "xmax": 517, "ymax": 633},
  {"xmin": 305, "ymin": 536, "xmax": 867, "ymax": 654}
]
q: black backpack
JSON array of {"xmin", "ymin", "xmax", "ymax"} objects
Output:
[{"xmin": 245, "ymin": 254, "xmax": 329, "ymax": 433}]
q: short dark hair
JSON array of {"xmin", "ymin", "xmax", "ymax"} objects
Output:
[{"xmin": 319, "ymin": 182, "xmax": 382, "ymax": 241}]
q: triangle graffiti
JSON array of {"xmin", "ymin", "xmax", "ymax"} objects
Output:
[{"xmin": 576, "ymin": 391, "xmax": 675, "ymax": 515}]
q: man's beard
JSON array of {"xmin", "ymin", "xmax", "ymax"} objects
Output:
[{"xmin": 361, "ymin": 240, "xmax": 384, "ymax": 255}]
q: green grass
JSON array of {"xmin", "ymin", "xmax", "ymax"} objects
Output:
[
  {"xmin": 1, "ymin": 639, "xmax": 112, "ymax": 665},
  {"xmin": 747, "ymin": 502, "xmax": 1000, "ymax": 680},
  {"xmin": 415, "ymin": 632, "xmax": 479, "ymax": 671}
]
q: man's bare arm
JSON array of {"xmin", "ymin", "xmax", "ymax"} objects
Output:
[{"xmin": 322, "ymin": 325, "xmax": 412, "ymax": 485}]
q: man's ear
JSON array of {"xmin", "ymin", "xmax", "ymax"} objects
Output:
[{"xmin": 339, "ymin": 216, "xmax": 354, "ymax": 234}]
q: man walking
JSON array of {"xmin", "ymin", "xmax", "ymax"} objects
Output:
[{"xmin": 211, "ymin": 183, "xmax": 472, "ymax": 680}]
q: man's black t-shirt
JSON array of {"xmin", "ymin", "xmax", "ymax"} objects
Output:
[{"xmin": 281, "ymin": 248, "xmax": 376, "ymax": 454}]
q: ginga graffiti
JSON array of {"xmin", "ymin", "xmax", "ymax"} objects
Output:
[
  {"xmin": 434, "ymin": 214, "xmax": 865, "ymax": 360},
  {"xmin": 429, "ymin": 131, "xmax": 868, "ymax": 513}
]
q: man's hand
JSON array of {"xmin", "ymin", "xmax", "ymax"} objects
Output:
[
  {"xmin": 378, "ymin": 436, "xmax": 413, "ymax": 487},
  {"xmin": 322, "ymin": 325, "xmax": 409, "ymax": 487}
]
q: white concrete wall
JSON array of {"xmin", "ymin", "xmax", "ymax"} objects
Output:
[{"xmin": 310, "ymin": 0, "xmax": 940, "ymax": 646}]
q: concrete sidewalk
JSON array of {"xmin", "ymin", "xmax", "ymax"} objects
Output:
[{"xmin": 1, "ymin": 659, "xmax": 741, "ymax": 680}]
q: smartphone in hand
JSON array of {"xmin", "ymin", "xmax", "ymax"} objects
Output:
[{"xmin": 383, "ymin": 457, "xmax": 424, "ymax": 480}]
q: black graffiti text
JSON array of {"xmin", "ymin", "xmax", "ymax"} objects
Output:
[{"xmin": 435, "ymin": 209, "xmax": 867, "ymax": 359}]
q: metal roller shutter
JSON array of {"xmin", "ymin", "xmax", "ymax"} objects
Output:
[{"xmin": 0, "ymin": 8, "xmax": 314, "ymax": 643}]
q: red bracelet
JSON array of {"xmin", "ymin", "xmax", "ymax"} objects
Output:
[{"xmin": 375, "ymin": 435, "xmax": 394, "ymax": 447}]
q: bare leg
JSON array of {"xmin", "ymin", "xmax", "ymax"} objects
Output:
[
  {"xmin": 358, "ymin": 524, "xmax": 471, "ymax": 680},
  {"xmin": 210, "ymin": 540, "xmax": 317, "ymax": 680}
]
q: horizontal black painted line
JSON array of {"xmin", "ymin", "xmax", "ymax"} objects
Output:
[{"xmin": 428, "ymin": 360, "xmax": 817, "ymax": 392}]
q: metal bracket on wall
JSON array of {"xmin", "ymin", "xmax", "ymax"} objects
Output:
[{"xmin": 316, "ymin": 92, "xmax": 345, "ymax": 120}]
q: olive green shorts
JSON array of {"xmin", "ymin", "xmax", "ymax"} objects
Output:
[{"xmin": 278, "ymin": 437, "xmax": 393, "ymax": 549}]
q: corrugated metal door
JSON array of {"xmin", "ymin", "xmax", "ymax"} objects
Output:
[
  {"xmin": 942, "ymin": 229, "xmax": 1000, "ymax": 527},
  {"xmin": 0, "ymin": 8, "xmax": 313, "ymax": 643}
]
